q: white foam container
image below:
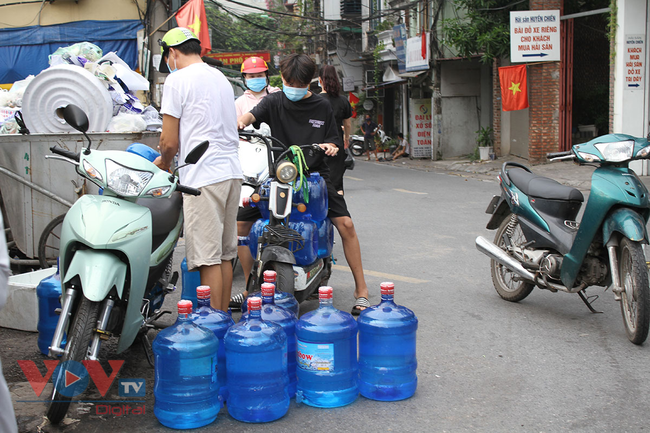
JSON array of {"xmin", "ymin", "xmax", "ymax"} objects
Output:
[{"xmin": 0, "ymin": 268, "xmax": 56, "ymax": 332}]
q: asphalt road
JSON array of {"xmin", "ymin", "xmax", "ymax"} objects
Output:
[{"xmin": 3, "ymin": 160, "xmax": 650, "ymax": 432}]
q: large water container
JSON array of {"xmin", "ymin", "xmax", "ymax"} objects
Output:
[
  {"xmin": 316, "ymin": 218, "xmax": 334, "ymax": 259},
  {"xmin": 225, "ymin": 298, "xmax": 289, "ymax": 422},
  {"xmin": 295, "ymin": 286, "xmax": 358, "ymax": 408},
  {"xmin": 190, "ymin": 286, "xmax": 234, "ymax": 402},
  {"xmin": 290, "ymin": 173, "xmax": 328, "ymax": 222},
  {"xmin": 36, "ymin": 263, "xmax": 64, "ymax": 356},
  {"xmin": 358, "ymin": 282, "xmax": 418, "ymax": 401},
  {"xmin": 180, "ymin": 258, "xmax": 200, "ymax": 309},
  {"xmin": 241, "ymin": 283, "xmax": 298, "ymax": 397},
  {"xmin": 247, "ymin": 219, "xmax": 318, "ymax": 267},
  {"xmin": 241, "ymin": 270, "xmax": 300, "ymax": 316},
  {"xmin": 153, "ymin": 300, "xmax": 220, "ymax": 429},
  {"xmin": 291, "ymin": 220, "xmax": 318, "ymax": 266}
]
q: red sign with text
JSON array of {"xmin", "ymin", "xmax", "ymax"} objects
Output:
[{"xmin": 205, "ymin": 51, "xmax": 271, "ymax": 66}]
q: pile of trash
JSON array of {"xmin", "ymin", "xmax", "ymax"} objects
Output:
[{"xmin": 1, "ymin": 42, "xmax": 161, "ymax": 134}]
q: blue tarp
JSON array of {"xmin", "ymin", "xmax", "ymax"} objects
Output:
[{"xmin": 0, "ymin": 20, "xmax": 143, "ymax": 84}]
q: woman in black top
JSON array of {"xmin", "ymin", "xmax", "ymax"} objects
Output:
[{"xmin": 318, "ymin": 65, "xmax": 353, "ymax": 195}]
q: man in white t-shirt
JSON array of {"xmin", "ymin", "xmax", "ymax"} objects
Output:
[{"xmin": 155, "ymin": 27, "xmax": 243, "ymax": 311}]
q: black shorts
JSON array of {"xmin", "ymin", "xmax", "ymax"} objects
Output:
[
  {"xmin": 237, "ymin": 176, "xmax": 350, "ymax": 222},
  {"xmin": 364, "ymin": 136, "xmax": 376, "ymax": 151}
]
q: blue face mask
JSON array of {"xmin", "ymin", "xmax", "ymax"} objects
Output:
[
  {"xmin": 246, "ymin": 77, "xmax": 267, "ymax": 93},
  {"xmin": 165, "ymin": 55, "xmax": 177, "ymax": 74},
  {"xmin": 283, "ymin": 85, "xmax": 308, "ymax": 102}
]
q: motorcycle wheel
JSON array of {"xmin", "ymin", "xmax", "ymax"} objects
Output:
[
  {"xmin": 618, "ymin": 238, "xmax": 650, "ymax": 345},
  {"xmin": 490, "ymin": 214, "xmax": 535, "ymax": 302},
  {"xmin": 266, "ymin": 261, "xmax": 295, "ymax": 295},
  {"xmin": 350, "ymin": 142, "xmax": 364, "ymax": 157},
  {"xmin": 46, "ymin": 296, "xmax": 100, "ymax": 424}
]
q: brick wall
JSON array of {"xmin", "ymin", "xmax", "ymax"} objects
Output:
[
  {"xmin": 493, "ymin": 0, "xmax": 563, "ymax": 163},
  {"xmin": 493, "ymin": 59, "xmax": 502, "ymax": 156}
]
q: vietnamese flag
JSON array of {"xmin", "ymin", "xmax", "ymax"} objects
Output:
[
  {"xmin": 498, "ymin": 65, "xmax": 528, "ymax": 111},
  {"xmin": 175, "ymin": 0, "xmax": 211, "ymax": 56},
  {"xmin": 349, "ymin": 92, "xmax": 359, "ymax": 118}
]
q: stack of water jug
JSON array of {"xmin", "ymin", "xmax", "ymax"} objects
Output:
[
  {"xmin": 147, "ymin": 273, "xmax": 418, "ymax": 429},
  {"xmin": 248, "ymin": 174, "xmax": 334, "ymax": 265}
]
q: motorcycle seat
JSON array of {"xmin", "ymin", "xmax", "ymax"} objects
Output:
[
  {"xmin": 136, "ymin": 192, "xmax": 183, "ymax": 237},
  {"xmin": 508, "ymin": 167, "xmax": 584, "ymax": 202}
]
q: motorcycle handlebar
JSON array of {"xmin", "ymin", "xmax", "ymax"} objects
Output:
[
  {"xmin": 546, "ymin": 151, "xmax": 573, "ymax": 160},
  {"xmin": 175, "ymin": 184, "xmax": 201, "ymax": 196},
  {"xmin": 50, "ymin": 146, "xmax": 80, "ymax": 162}
]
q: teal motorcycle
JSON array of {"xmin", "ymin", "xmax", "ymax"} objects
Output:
[
  {"xmin": 45, "ymin": 105, "xmax": 206, "ymax": 423},
  {"xmin": 476, "ymin": 134, "xmax": 650, "ymax": 345}
]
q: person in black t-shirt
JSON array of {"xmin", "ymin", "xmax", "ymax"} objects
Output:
[
  {"xmin": 361, "ymin": 115, "xmax": 378, "ymax": 161},
  {"xmin": 237, "ymin": 53, "xmax": 371, "ymax": 315},
  {"xmin": 318, "ymin": 65, "xmax": 353, "ymax": 195}
]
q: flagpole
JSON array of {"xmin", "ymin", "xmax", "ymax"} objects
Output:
[{"xmin": 149, "ymin": 13, "xmax": 178, "ymax": 37}]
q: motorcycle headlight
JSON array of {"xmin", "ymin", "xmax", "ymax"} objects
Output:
[
  {"xmin": 106, "ymin": 159, "xmax": 153, "ymax": 196},
  {"xmin": 82, "ymin": 159, "xmax": 103, "ymax": 181},
  {"xmin": 277, "ymin": 161, "xmax": 297, "ymax": 184},
  {"xmin": 594, "ymin": 140, "xmax": 634, "ymax": 162}
]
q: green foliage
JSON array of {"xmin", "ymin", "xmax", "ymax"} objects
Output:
[
  {"xmin": 373, "ymin": 20, "xmax": 395, "ymax": 32},
  {"xmin": 476, "ymin": 126, "xmax": 493, "ymax": 147},
  {"xmin": 269, "ymin": 75, "xmax": 283, "ymax": 88},
  {"xmin": 442, "ymin": 0, "xmax": 529, "ymax": 63}
]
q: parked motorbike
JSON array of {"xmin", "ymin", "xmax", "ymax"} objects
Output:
[
  {"xmin": 350, "ymin": 124, "xmax": 392, "ymax": 157},
  {"xmin": 45, "ymin": 105, "xmax": 206, "ymax": 423},
  {"xmin": 476, "ymin": 133, "xmax": 650, "ymax": 345},
  {"xmin": 238, "ymin": 131, "xmax": 332, "ymax": 302}
]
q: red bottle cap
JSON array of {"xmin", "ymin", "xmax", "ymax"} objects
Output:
[
  {"xmin": 319, "ymin": 286, "xmax": 333, "ymax": 299},
  {"xmin": 178, "ymin": 300, "xmax": 193, "ymax": 315},
  {"xmin": 380, "ymin": 282, "xmax": 394, "ymax": 296},
  {"xmin": 263, "ymin": 270, "xmax": 277, "ymax": 283},
  {"xmin": 247, "ymin": 297, "xmax": 262, "ymax": 311},
  {"xmin": 261, "ymin": 283, "xmax": 275, "ymax": 297},
  {"xmin": 196, "ymin": 285, "xmax": 211, "ymax": 300}
]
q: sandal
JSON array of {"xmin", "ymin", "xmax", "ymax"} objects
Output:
[
  {"xmin": 229, "ymin": 293, "xmax": 245, "ymax": 311},
  {"xmin": 351, "ymin": 297, "xmax": 370, "ymax": 316}
]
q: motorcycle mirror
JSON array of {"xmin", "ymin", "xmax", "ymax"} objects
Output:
[
  {"xmin": 185, "ymin": 140, "xmax": 209, "ymax": 164},
  {"xmin": 169, "ymin": 140, "xmax": 209, "ymax": 181},
  {"xmin": 59, "ymin": 104, "xmax": 92, "ymax": 154},
  {"xmin": 60, "ymin": 105, "xmax": 89, "ymax": 133}
]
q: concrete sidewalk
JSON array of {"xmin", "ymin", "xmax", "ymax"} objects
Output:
[{"xmin": 373, "ymin": 153, "xmax": 650, "ymax": 192}]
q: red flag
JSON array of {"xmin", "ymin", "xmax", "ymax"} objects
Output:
[
  {"xmin": 498, "ymin": 65, "xmax": 528, "ymax": 111},
  {"xmin": 175, "ymin": 0, "xmax": 211, "ymax": 56},
  {"xmin": 349, "ymin": 92, "xmax": 359, "ymax": 118},
  {"xmin": 421, "ymin": 28, "xmax": 427, "ymax": 60}
]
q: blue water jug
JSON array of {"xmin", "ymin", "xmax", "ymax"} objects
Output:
[
  {"xmin": 241, "ymin": 270, "xmax": 300, "ymax": 316},
  {"xmin": 290, "ymin": 220, "xmax": 318, "ymax": 266},
  {"xmin": 153, "ymin": 300, "xmax": 220, "ymax": 429},
  {"xmin": 241, "ymin": 283, "xmax": 298, "ymax": 397},
  {"xmin": 316, "ymin": 218, "xmax": 334, "ymax": 259},
  {"xmin": 256, "ymin": 180, "xmax": 271, "ymax": 220},
  {"xmin": 290, "ymin": 173, "xmax": 328, "ymax": 222},
  {"xmin": 190, "ymin": 286, "xmax": 234, "ymax": 402},
  {"xmin": 225, "ymin": 298, "xmax": 289, "ymax": 422},
  {"xmin": 37, "ymin": 265, "xmax": 64, "ymax": 356},
  {"xmin": 358, "ymin": 282, "xmax": 418, "ymax": 401},
  {"xmin": 295, "ymin": 286, "xmax": 358, "ymax": 408},
  {"xmin": 247, "ymin": 219, "xmax": 269, "ymax": 259},
  {"xmin": 180, "ymin": 258, "xmax": 200, "ymax": 309}
]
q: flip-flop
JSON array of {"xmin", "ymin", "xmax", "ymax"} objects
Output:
[
  {"xmin": 229, "ymin": 293, "xmax": 245, "ymax": 311},
  {"xmin": 351, "ymin": 297, "xmax": 370, "ymax": 316}
]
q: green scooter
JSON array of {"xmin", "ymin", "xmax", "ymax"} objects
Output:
[
  {"xmin": 44, "ymin": 105, "xmax": 206, "ymax": 423},
  {"xmin": 476, "ymin": 134, "xmax": 650, "ymax": 345}
]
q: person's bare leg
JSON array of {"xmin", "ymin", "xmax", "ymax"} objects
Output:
[
  {"xmin": 220, "ymin": 260, "xmax": 233, "ymax": 309},
  {"xmin": 331, "ymin": 216, "xmax": 369, "ymax": 310},
  {"xmin": 200, "ymin": 264, "xmax": 225, "ymax": 311},
  {"xmin": 237, "ymin": 220, "xmax": 254, "ymax": 297}
]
